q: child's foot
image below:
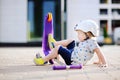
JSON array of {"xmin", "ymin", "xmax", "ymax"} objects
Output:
[
  {"xmin": 48, "ymin": 34, "xmax": 56, "ymax": 50},
  {"xmin": 34, "ymin": 57, "xmax": 45, "ymax": 65},
  {"xmin": 34, "ymin": 53, "xmax": 45, "ymax": 65}
]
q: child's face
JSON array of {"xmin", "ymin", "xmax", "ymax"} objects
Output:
[{"xmin": 76, "ymin": 30, "xmax": 86, "ymax": 42}]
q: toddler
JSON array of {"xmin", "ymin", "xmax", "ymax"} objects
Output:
[{"xmin": 34, "ymin": 20, "xmax": 107, "ymax": 67}]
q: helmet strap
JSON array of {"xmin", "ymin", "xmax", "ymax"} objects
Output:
[{"xmin": 84, "ymin": 33, "xmax": 89, "ymax": 40}]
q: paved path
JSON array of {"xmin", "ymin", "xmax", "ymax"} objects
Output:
[{"xmin": 0, "ymin": 45, "xmax": 120, "ymax": 80}]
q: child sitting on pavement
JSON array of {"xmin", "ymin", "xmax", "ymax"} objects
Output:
[{"xmin": 34, "ymin": 20, "xmax": 108, "ymax": 67}]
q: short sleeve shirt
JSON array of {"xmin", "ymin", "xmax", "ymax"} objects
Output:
[{"xmin": 71, "ymin": 39, "xmax": 99, "ymax": 65}]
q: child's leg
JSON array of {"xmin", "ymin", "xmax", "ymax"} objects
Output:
[
  {"xmin": 34, "ymin": 41, "xmax": 75, "ymax": 65},
  {"xmin": 44, "ymin": 45, "xmax": 73, "ymax": 65},
  {"xmin": 34, "ymin": 45, "xmax": 60, "ymax": 65},
  {"xmin": 58, "ymin": 46, "xmax": 72, "ymax": 65},
  {"xmin": 46, "ymin": 40, "xmax": 75, "ymax": 60},
  {"xmin": 48, "ymin": 33, "xmax": 74, "ymax": 49},
  {"xmin": 43, "ymin": 45, "xmax": 61, "ymax": 62},
  {"xmin": 54, "ymin": 39, "xmax": 74, "ymax": 47}
]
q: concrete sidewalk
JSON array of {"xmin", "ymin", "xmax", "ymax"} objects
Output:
[{"xmin": 0, "ymin": 45, "xmax": 120, "ymax": 80}]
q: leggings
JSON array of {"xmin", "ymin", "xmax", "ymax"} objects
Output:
[{"xmin": 58, "ymin": 40, "xmax": 75, "ymax": 65}]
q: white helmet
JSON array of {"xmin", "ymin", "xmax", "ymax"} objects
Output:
[{"xmin": 74, "ymin": 20, "xmax": 99, "ymax": 37}]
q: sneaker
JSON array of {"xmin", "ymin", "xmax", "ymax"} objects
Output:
[
  {"xmin": 48, "ymin": 34, "xmax": 56, "ymax": 50},
  {"xmin": 34, "ymin": 57, "xmax": 44, "ymax": 65},
  {"xmin": 36, "ymin": 53, "xmax": 42, "ymax": 58},
  {"xmin": 34, "ymin": 53, "xmax": 44, "ymax": 65}
]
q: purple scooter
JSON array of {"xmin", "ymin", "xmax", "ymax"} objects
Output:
[
  {"xmin": 53, "ymin": 64, "xmax": 82, "ymax": 70},
  {"xmin": 42, "ymin": 12, "xmax": 54, "ymax": 64}
]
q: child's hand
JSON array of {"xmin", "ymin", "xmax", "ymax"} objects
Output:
[
  {"xmin": 93, "ymin": 61, "xmax": 108, "ymax": 67},
  {"xmin": 93, "ymin": 61, "xmax": 101, "ymax": 64},
  {"xmin": 99, "ymin": 64, "xmax": 108, "ymax": 67}
]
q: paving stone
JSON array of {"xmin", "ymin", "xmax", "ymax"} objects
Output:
[{"xmin": 0, "ymin": 45, "xmax": 120, "ymax": 80}]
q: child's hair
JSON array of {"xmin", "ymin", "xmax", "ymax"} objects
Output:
[
  {"xmin": 84, "ymin": 31, "xmax": 95, "ymax": 40},
  {"xmin": 87, "ymin": 31, "xmax": 95, "ymax": 37}
]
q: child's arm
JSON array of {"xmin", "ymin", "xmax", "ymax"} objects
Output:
[{"xmin": 94, "ymin": 47, "xmax": 108, "ymax": 67}]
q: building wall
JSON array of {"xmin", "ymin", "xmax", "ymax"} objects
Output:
[
  {"xmin": 99, "ymin": 0, "xmax": 120, "ymax": 35},
  {"xmin": 67, "ymin": 0, "xmax": 120, "ymax": 42},
  {"xmin": 0, "ymin": 0, "xmax": 27, "ymax": 43},
  {"xmin": 0, "ymin": 0, "xmax": 119, "ymax": 44},
  {"xmin": 67, "ymin": 0, "xmax": 99, "ymax": 40}
]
